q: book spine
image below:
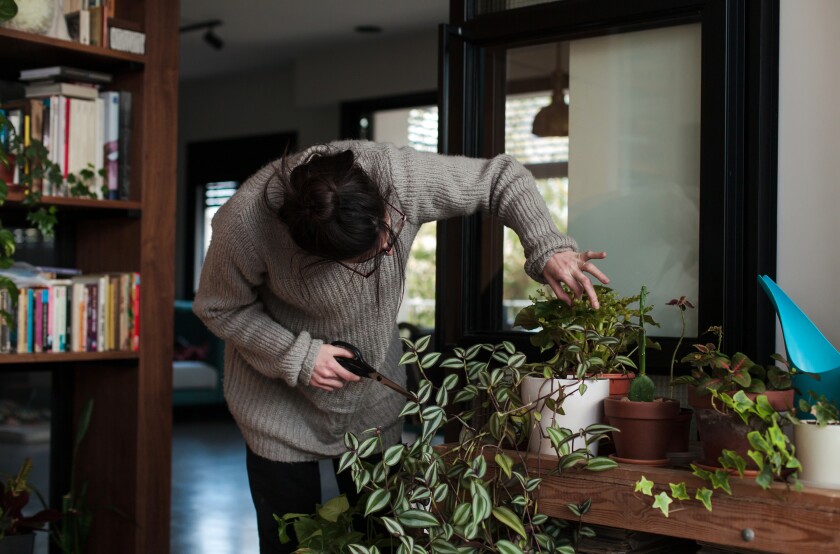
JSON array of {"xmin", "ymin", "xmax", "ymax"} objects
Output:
[
  {"xmin": 101, "ymin": 92, "xmax": 119, "ymax": 199},
  {"xmin": 131, "ymin": 272, "xmax": 140, "ymax": 351},
  {"xmin": 87, "ymin": 283, "xmax": 98, "ymax": 352},
  {"xmin": 27, "ymin": 288, "xmax": 35, "ymax": 353},
  {"xmin": 117, "ymin": 91, "xmax": 131, "ymax": 200}
]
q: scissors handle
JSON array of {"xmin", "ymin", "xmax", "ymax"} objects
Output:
[{"xmin": 331, "ymin": 340, "xmax": 372, "ymax": 377}]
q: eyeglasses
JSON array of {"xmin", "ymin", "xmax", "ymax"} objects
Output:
[{"xmin": 337, "ymin": 202, "xmax": 406, "ymax": 278}]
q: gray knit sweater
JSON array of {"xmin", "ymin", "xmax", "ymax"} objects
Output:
[{"xmin": 193, "ymin": 140, "xmax": 577, "ymax": 462}]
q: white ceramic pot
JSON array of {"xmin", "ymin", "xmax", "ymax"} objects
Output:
[
  {"xmin": 521, "ymin": 376, "xmax": 610, "ymax": 457},
  {"xmin": 795, "ymin": 421, "xmax": 840, "ymax": 489}
]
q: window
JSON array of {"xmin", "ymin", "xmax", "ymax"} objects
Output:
[{"xmin": 193, "ymin": 181, "xmax": 239, "ymax": 290}]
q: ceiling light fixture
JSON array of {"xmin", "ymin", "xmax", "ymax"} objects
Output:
[{"xmin": 179, "ymin": 19, "xmax": 225, "ymax": 50}]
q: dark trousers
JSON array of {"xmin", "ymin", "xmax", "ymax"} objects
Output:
[{"xmin": 245, "ymin": 446, "xmax": 365, "ymax": 554}]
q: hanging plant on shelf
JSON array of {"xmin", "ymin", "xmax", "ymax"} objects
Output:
[{"xmin": 0, "ymin": 0, "xmax": 17, "ymax": 23}]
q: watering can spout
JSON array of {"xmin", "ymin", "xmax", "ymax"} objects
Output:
[{"xmin": 758, "ymin": 275, "xmax": 840, "ymax": 375}]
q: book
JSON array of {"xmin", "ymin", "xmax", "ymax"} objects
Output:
[
  {"xmin": 100, "ymin": 91, "xmax": 120, "ymax": 199},
  {"xmin": 117, "ymin": 91, "xmax": 132, "ymax": 199},
  {"xmin": 25, "ymin": 82, "xmax": 99, "ymax": 100},
  {"xmin": 89, "ymin": 5, "xmax": 106, "ymax": 48},
  {"xmin": 19, "ymin": 66, "xmax": 113, "ymax": 85}
]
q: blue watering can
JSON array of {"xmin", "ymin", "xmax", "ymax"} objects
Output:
[{"xmin": 758, "ymin": 275, "xmax": 840, "ymax": 405}]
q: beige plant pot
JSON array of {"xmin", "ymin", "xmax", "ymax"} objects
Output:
[
  {"xmin": 521, "ymin": 376, "xmax": 610, "ymax": 457},
  {"xmin": 795, "ymin": 421, "xmax": 840, "ymax": 489}
]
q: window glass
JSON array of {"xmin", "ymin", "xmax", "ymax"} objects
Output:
[
  {"xmin": 373, "ymin": 106, "xmax": 439, "ymax": 332},
  {"xmin": 503, "ymin": 26, "xmax": 701, "ymax": 337},
  {"xmin": 193, "ymin": 181, "xmax": 238, "ymax": 292}
]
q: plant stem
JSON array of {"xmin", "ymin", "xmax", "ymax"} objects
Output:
[
  {"xmin": 669, "ymin": 309, "xmax": 686, "ymax": 400},
  {"xmin": 639, "ymin": 286, "xmax": 647, "ymax": 377}
]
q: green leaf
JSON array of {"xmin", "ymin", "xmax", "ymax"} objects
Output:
[
  {"xmin": 400, "ymin": 402, "xmax": 420, "ymax": 418},
  {"xmin": 492, "ymin": 506, "xmax": 527, "ymax": 538},
  {"xmin": 318, "ymin": 495, "xmax": 350, "ymax": 522},
  {"xmin": 470, "ymin": 481, "xmax": 492, "ymax": 523},
  {"xmin": 415, "ymin": 335, "xmax": 432, "ymax": 352},
  {"xmin": 635, "ymin": 476, "xmax": 654, "ymax": 496},
  {"xmin": 495, "ymin": 453, "xmax": 514, "ymax": 479},
  {"xmin": 502, "ymin": 341, "xmax": 516, "ymax": 354},
  {"xmin": 755, "ymin": 466, "xmax": 774, "ymax": 490},
  {"xmin": 338, "ymin": 451, "xmax": 358, "ymax": 473},
  {"xmin": 357, "ymin": 436, "xmax": 379, "ymax": 458},
  {"xmin": 507, "ymin": 353, "xmax": 526, "ymax": 368},
  {"xmin": 344, "ymin": 432, "xmax": 359, "ymax": 451},
  {"xmin": 709, "ymin": 470, "xmax": 732, "ymax": 495},
  {"xmin": 669, "ymin": 482, "xmax": 690, "ymax": 501},
  {"xmin": 495, "ymin": 540, "xmax": 525, "ymax": 554},
  {"xmin": 400, "ymin": 351, "xmax": 419, "ymax": 366},
  {"xmin": 443, "ymin": 373, "xmax": 459, "ymax": 390},
  {"xmin": 421, "ymin": 352, "xmax": 441, "ymax": 368},
  {"xmin": 365, "ymin": 489, "xmax": 391, "ymax": 517},
  {"xmin": 652, "ymin": 492, "xmax": 673, "ymax": 517},
  {"xmin": 397, "ymin": 509, "xmax": 440, "ymax": 528},
  {"xmin": 585, "ymin": 456, "xmax": 618, "ymax": 472},
  {"xmin": 451, "ymin": 503, "xmax": 471, "ymax": 527},
  {"xmin": 381, "ymin": 516, "xmax": 405, "ymax": 536},
  {"xmin": 347, "ymin": 545, "xmax": 372, "ymax": 554},
  {"xmin": 383, "ymin": 444, "xmax": 404, "ymax": 467},
  {"xmin": 695, "ymin": 487, "xmax": 713, "ymax": 511},
  {"xmin": 439, "ymin": 357, "xmax": 463, "ymax": 368}
]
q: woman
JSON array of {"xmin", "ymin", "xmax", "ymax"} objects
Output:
[{"xmin": 192, "ymin": 140, "xmax": 608, "ymax": 553}]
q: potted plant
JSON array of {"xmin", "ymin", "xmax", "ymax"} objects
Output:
[
  {"xmin": 278, "ymin": 336, "xmax": 618, "ymax": 553},
  {"xmin": 672, "ymin": 326, "xmax": 796, "ymax": 467},
  {"xmin": 0, "ymin": 458, "xmax": 61, "ymax": 554},
  {"xmin": 603, "ymin": 286, "xmax": 680, "ymax": 465},
  {"xmin": 792, "ymin": 392, "xmax": 840, "ymax": 489},
  {"xmin": 515, "ymin": 285, "xmax": 651, "ymax": 456},
  {"xmin": 664, "ymin": 296, "xmax": 696, "ymax": 454},
  {"xmin": 634, "ymin": 388, "xmax": 801, "ymax": 517}
]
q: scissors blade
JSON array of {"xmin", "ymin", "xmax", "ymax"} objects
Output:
[{"xmin": 368, "ymin": 371, "xmax": 413, "ymax": 400}]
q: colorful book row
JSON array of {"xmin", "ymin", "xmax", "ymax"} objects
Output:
[{"xmin": 0, "ymin": 272, "xmax": 140, "ymax": 354}]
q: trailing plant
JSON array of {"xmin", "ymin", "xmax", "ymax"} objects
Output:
[
  {"xmin": 514, "ymin": 285, "xmax": 659, "ymax": 379},
  {"xmin": 0, "ymin": 0, "xmax": 16, "ymax": 23},
  {"xmin": 672, "ymin": 326, "xmax": 795, "ymax": 398},
  {"xmin": 279, "ymin": 337, "xmax": 620, "ymax": 553},
  {"xmin": 635, "ymin": 389, "xmax": 801, "ymax": 517}
]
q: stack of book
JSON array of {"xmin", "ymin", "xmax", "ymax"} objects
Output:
[
  {"xmin": 0, "ymin": 66, "xmax": 132, "ymax": 199},
  {"xmin": 0, "ymin": 264, "xmax": 140, "ymax": 354}
]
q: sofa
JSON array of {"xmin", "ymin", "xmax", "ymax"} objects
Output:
[{"xmin": 172, "ymin": 300, "xmax": 225, "ymax": 406}]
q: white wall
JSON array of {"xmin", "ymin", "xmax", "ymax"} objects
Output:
[
  {"xmin": 175, "ymin": 31, "xmax": 440, "ymax": 298},
  {"xmin": 777, "ymin": 0, "xmax": 840, "ymax": 351}
]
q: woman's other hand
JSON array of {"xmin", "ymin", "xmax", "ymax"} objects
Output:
[
  {"xmin": 309, "ymin": 344, "xmax": 361, "ymax": 391},
  {"xmin": 542, "ymin": 250, "xmax": 610, "ymax": 309}
]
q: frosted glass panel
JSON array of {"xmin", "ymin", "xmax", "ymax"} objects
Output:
[{"xmin": 568, "ymin": 24, "xmax": 701, "ymax": 337}]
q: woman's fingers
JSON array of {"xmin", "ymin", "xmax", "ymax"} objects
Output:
[{"xmin": 543, "ymin": 250, "xmax": 611, "ymax": 309}]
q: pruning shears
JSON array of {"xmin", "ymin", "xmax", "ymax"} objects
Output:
[{"xmin": 331, "ymin": 340, "xmax": 413, "ymax": 399}]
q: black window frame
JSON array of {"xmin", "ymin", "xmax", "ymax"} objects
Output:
[{"xmin": 436, "ymin": 0, "xmax": 780, "ymax": 373}]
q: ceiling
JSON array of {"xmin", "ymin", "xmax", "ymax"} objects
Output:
[{"xmin": 179, "ymin": 0, "xmax": 450, "ymax": 81}]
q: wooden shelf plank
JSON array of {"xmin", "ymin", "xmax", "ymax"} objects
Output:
[
  {"xmin": 4, "ymin": 191, "xmax": 142, "ymax": 211},
  {"xmin": 0, "ymin": 351, "xmax": 139, "ymax": 364},
  {"xmin": 479, "ymin": 447, "xmax": 840, "ymax": 554},
  {"xmin": 0, "ymin": 27, "xmax": 144, "ymax": 78}
]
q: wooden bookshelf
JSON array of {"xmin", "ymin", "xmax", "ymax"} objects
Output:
[
  {"xmin": 0, "ymin": 350, "xmax": 139, "ymax": 364},
  {"xmin": 0, "ymin": 3, "xmax": 177, "ymax": 554},
  {"xmin": 5, "ymin": 190, "xmax": 142, "ymax": 211}
]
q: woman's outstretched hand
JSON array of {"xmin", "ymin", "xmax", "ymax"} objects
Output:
[
  {"xmin": 308, "ymin": 344, "xmax": 361, "ymax": 391},
  {"xmin": 542, "ymin": 250, "xmax": 610, "ymax": 309}
]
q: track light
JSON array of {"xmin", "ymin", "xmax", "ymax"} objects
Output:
[
  {"xmin": 203, "ymin": 28, "xmax": 224, "ymax": 50},
  {"xmin": 179, "ymin": 19, "xmax": 224, "ymax": 50}
]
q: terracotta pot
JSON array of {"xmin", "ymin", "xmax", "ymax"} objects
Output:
[
  {"xmin": 687, "ymin": 386, "xmax": 794, "ymax": 412},
  {"xmin": 603, "ymin": 396, "xmax": 680, "ymax": 463},
  {"xmin": 688, "ymin": 387, "xmax": 794, "ymax": 467},
  {"xmin": 521, "ymin": 376, "xmax": 610, "ymax": 457},
  {"xmin": 598, "ymin": 372, "xmax": 635, "ymax": 396},
  {"xmin": 666, "ymin": 407, "xmax": 694, "ymax": 453}
]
